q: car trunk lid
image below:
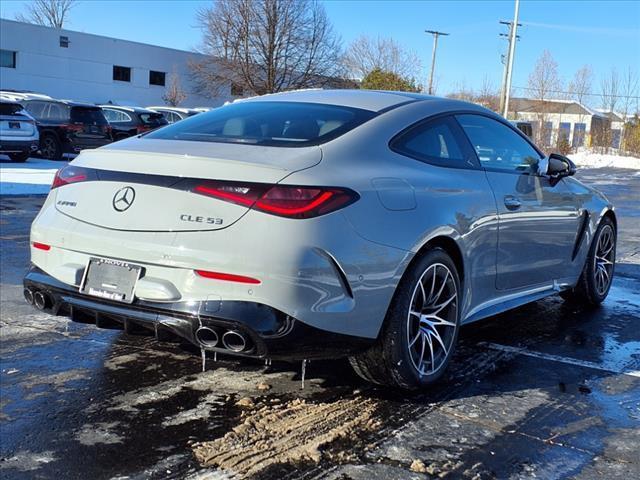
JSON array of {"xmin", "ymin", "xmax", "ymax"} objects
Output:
[{"xmin": 54, "ymin": 139, "xmax": 322, "ymax": 232}]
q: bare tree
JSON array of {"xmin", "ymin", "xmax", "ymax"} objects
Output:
[
  {"xmin": 527, "ymin": 50, "xmax": 562, "ymax": 146},
  {"xmin": 567, "ymin": 65, "xmax": 593, "ymax": 106},
  {"xmin": 342, "ymin": 35, "xmax": 421, "ymax": 81},
  {"xmin": 477, "ymin": 75, "xmax": 500, "ymax": 112},
  {"xmin": 619, "ymin": 67, "xmax": 638, "ymax": 150},
  {"xmin": 599, "ymin": 67, "xmax": 620, "ymax": 113},
  {"xmin": 527, "ymin": 50, "xmax": 561, "ymax": 102},
  {"xmin": 162, "ymin": 72, "xmax": 188, "ymax": 107},
  {"xmin": 620, "ymin": 66, "xmax": 638, "ymax": 118},
  {"xmin": 191, "ymin": 0, "xmax": 342, "ymax": 97},
  {"xmin": 15, "ymin": 0, "xmax": 76, "ymax": 28}
]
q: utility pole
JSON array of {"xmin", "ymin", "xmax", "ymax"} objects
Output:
[
  {"xmin": 499, "ymin": 0, "xmax": 521, "ymax": 117},
  {"xmin": 425, "ymin": 30, "xmax": 449, "ymax": 95}
]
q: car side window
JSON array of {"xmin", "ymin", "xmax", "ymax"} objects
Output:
[
  {"xmin": 47, "ymin": 103, "xmax": 69, "ymax": 121},
  {"xmin": 24, "ymin": 101, "xmax": 45, "ymax": 119},
  {"xmin": 166, "ymin": 111, "xmax": 180, "ymax": 123},
  {"xmin": 103, "ymin": 109, "xmax": 131, "ymax": 123},
  {"xmin": 391, "ymin": 116, "xmax": 477, "ymax": 169},
  {"xmin": 456, "ymin": 114, "xmax": 542, "ymax": 173},
  {"xmin": 102, "ymin": 109, "xmax": 116, "ymax": 122}
]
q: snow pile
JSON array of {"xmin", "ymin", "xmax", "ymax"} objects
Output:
[
  {"xmin": 568, "ymin": 151, "xmax": 640, "ymax": 170},
  {"xmin": 0, "ymin": 158, "xmax": 65, "ymax": 195}
]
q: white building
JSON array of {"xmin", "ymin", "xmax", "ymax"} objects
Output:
[
  {"xmin": 0, "ymin": 18, "xmax": 230, "ymax": 108},
  {"xmin": 508, "ymin": 97, "xmax": 616, "ymax": 149}
]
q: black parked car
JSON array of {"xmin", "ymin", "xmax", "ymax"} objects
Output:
[
  {"xmin": 20, "ymin": 97, "xmax": 112, "ymax": 160},
  {"xmin": 100, "ymin": 106, "xmax": 168, "ymax": 140}
]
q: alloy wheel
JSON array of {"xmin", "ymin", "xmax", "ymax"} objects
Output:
[
  {"xmin": 406, "ymin": 263, "xmax": 458, "ymax": 376},
  {"xmin": 42, "ymin": 138, "xmax": 57, "ymax": 159},
  {"xmin": 593, "ymin": 224, "xmax": 615, "ymax": 296}
]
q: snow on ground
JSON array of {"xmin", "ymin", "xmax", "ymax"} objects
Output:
[
  {"xmin": 568, "ymin": 151, "xmax": 640, "ymax": 170},
  {"xmin": 0, "ymin": 157, "xmax": 67, "ymax": 195}
]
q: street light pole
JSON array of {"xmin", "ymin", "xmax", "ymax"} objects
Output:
[{"xmin": 425, "ymin": 30, "xmax": 449, "ymax": 95}]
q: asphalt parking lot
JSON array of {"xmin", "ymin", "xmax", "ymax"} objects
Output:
[{"xmin": 0, "ymin": 167, "xmax": 638, "ymax": 480}]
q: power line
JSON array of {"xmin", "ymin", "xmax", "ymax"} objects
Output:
[{"xmin": 512, "ymin": 86, "xmax": 640, "ymax": 100}]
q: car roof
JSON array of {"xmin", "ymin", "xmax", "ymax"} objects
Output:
[
  {"xmin": 0, "ymin": 98, "xmax": 23, "ymax": 106},
  {"xmin": 235, "ymin": 89, "xmax": 442, "ymax": 112},
  {"xmin": 100, "ymin": 105, "xmax": 159, "ymax": 114},
  {"xmin": 146, "ymin": 106, "xmax": 200, "ymax": 114}
]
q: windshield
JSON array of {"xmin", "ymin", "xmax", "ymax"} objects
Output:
[
  {"xmin": 145, "ymin": 101, "xmax": 376, "ymax": 147},
  {"xmin": 71, "ymin": 107, "xmax": 108, "ymax": 125}
]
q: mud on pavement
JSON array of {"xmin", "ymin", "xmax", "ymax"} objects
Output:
[{"xmin": 1, "ymin": 168, "xmax": 640, "ymax": 480}]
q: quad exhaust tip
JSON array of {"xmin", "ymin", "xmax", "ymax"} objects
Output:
[
  {"xmin": 195, "ymin": 326, "xmax": 219, "ymax": 348},
  {"xmin": 222, "ymin": 330, "xmax": 247, "ymax": 352},
  {"xmin": 33, "ymin": 291, "xmax": 49, "ymax": 310},
  {"xmin": 24, "ymin": 288, "xmax": 34, "ymax": 305}
]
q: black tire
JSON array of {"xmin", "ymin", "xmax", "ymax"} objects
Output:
[
  {"xmin": 349, "ymin": 248, "xmax": 461, "ymax": 389},
  {"xmin": 40, "ymin": 134, "xmax": 63, "ymax": 160},
  {"xmin": 561, "ymin": 216, "xmax": 616, "ymax": 306},
  {"xmin": 8, "ymin": 151, "xmax": 30, "ymax": 162}
]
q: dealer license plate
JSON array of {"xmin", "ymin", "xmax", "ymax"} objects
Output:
[{"xmin": 80, "ymin": 257, "xmax": 142, "ymax": 303}]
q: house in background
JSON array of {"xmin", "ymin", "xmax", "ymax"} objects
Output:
[
  {"xmin": 596, "ymin": 110, "xmax": 626, "ymax": 149},
  {"xmin": 0, "ymin": 18, "xmax": 232, "ymax": 108},
  {"xmin": 508, "ymin": 97, "xmax": 614, "ymax": 149}
]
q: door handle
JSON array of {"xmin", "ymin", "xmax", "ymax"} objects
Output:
[{"xmin": 504, "ymin": 195, "xmax": 522, "ymax": 210}]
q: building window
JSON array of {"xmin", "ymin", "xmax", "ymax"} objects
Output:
[
  {"xmin": 149, "ymin": 70, "xmax": 166, "ymax": 86},
  {"xmin": 231, "ymin": 83, "xmax": 244, "ymax": 96},
  {"xmin": 573, "ymin": 123, "xmax": 586, "ymax": 148},
  {"xmin": 113, "ymin": 65, "xmax": 131, "ymax": 82},
  {"xmin": 59, "ymin": 36, "xmax": 70, "ymax": 48},
  {"xmin": 1, "ymin": 49, "xmax": 17, "ymax": 68},
  {"xmin": 558, "ymin": 122, "xmax": 571, "ymax": 146}
]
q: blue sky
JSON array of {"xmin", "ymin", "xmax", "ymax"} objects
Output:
[{"xmin": 1, "ymin": 0, "xmax": 638, "ymax": 103}]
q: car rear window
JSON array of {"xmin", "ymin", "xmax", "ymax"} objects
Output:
[
  {"xmin": 145, "ymin": 101, "xmax": 376, "ymax": 147},
  {"xmin": 71, "ymin": 107, "xmax": 108, "ymax": 125},
  {"xmin": 139, "ymin": 112, "xmax": 167, "ymax": 126},
  {"xmin": 0, "ymin": 102, "xmax": 24, "ymax": 115}
]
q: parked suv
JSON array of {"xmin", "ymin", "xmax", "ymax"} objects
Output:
[
  {"xmin": 146, "ymin": 106, "xmax": 201, "ymax": 124},
  {"xmin": 17, "ymin": 95, "xmax": 111, "ymax": 160},
  {"xmin": 100, "ymin": 106, "xmax": 168, "ymax": 140},
  {"xmin": 0, "ymin": 99, "xmax": 39, "ymax": 162}
]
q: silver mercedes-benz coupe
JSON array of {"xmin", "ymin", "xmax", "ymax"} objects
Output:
[{"xmin": 24, "ymin": 90, "xmax": 616, "ymax": 389}]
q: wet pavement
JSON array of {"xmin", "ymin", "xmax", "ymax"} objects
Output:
[{"xmin": 1, "ymin": 167, "xmax": 639, "ymax": 480}]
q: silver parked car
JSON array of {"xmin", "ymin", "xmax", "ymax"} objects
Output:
[
  {"xmin": 0, "ymin": 99, "xmax": 39, "ymax": 162},
  {"xmin": 24, "ymin": 90, "xmax": 616, "ymax": 389}
]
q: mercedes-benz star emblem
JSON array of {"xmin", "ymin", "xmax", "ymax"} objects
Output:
[{"xmin": 112, "ymin": 186, "xmax": 136, "ymax": 212}]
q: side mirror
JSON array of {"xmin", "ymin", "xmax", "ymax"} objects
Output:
[{"xmin": 545, "ymin": 153, "xmax": 576, "ymax": 179}]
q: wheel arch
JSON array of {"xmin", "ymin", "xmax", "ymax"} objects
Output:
[
  {"xmin": 602, "ymin": 208, "xmax": 617, "ymax": 231},
  {"xmin": 408, "ymin": 235, "xmax": 465, "ymax": 285}
]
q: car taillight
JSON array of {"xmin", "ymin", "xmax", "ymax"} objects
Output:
[
  {"xmin": 63, "ymin": 123, "xmax": 84, "ymax": 133},
  {"xmin": 51, "ymin": 165, "xmax": 95, "ymax": 189},
  {"xmin": 192, "ymin": 181, "xmax": 358, "ymax": 219}
]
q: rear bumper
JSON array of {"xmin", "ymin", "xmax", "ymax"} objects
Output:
[
  {"xmin": 23, "ymin": 266, "xmax": 373, "ymax": 360},
  {"xmin": 65, "ymin": 137, "xmax": 112, "ymax": 153},
  {"xmin": 0, "ymin": 138, "xmax": 39, "ymax": 153}
]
